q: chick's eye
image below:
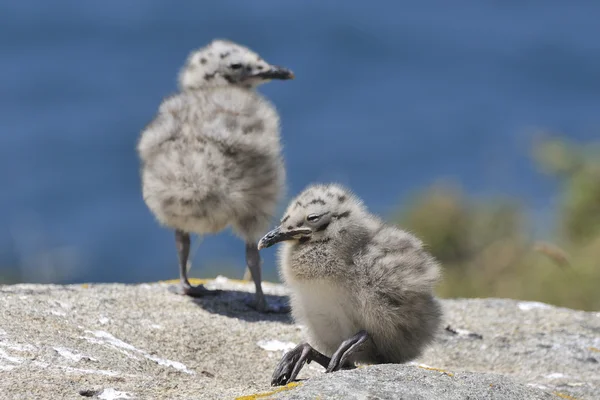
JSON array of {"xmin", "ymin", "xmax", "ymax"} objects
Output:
[
  {"xmin": 230, "ymin": 63, "xmax": 243, "ymax": 69},
  {"xmin": 306, "ymin": 214, "xmax": 320, "ymax": 223}
]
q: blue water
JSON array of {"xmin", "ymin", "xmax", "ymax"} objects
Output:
[{"xmin": 1, "ymin": 1, "xmax": 599, "ymax": 284}]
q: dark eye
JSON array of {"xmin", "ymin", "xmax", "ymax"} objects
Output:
[
  {"xmin": 306, "ymin": 214, "xmax": 320, "ymax": 223},
  {"xmin": 230, "ymin": 63, "xmax": 243, "ymax": 69}
]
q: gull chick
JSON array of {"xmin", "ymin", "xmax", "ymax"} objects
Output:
[
  {"xmin": 258, "ymin": 184, "xmax": 443, "ymax": 385},
  {"xmin": 137, "ymin": 39, "xmax": 294, "ymax": 313}
]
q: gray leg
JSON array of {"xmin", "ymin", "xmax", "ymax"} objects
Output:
[
  {"xmin": 271, "ymin": 342, "xmax": 331, "ymax": 386},
  {"xmin": 244, "ymin": 242, "xmax": 289, "ymax": 314},
  {"xmin": 326, "ymin": 330, "xmax": 369, "ymax": 373},
  {"xmin": 170, "ymin": 230, "xmax": 221, "ymax": 297}
]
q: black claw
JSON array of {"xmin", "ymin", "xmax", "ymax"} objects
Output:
[
  {"xmin": 288, "ymin": 345, "xmax": 311, "ymax": 383},
  {"xmin": 326, "ymin": 330, "xmax": 368, "ymax": 373},
  {"xmin": 271, "ymin": 342, "xmax": 332, "ymax": 386},
  {"xmin": 271, "ymin": 347, "xmax": 299, "ymax": 386}
]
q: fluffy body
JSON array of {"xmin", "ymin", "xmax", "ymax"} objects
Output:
[
  {"xmin": 137, "ymin": 39, "xmax": 293, "ymax": 311},
  {"xmin": 138, "ymin": 87, "xmax": 284, "ymax": 242},
  {"xmin": 277, "ymin": 184, "xmax": 442, "ymax": 364}
]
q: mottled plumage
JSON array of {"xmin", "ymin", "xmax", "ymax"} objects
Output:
[
  {"xmin": 258, "ymin": 183, "xmax": 442, "ymax": 385},
  {"xmin": 138, "ymin": 39, "xmax": 294, "ymax": 312}
]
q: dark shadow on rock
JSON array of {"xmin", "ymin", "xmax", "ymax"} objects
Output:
[{"xmin": 166, "ymin": 283, "xmax": 294, "ymax": 324}]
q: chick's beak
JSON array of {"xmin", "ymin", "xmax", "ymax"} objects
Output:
[
  {"xmin": 255, "ymin": 65, "xmax": 295, "ymax": 80},
  {"xmin": 257, "ymin": 226, "xmax": 311, "ymax": 250}
]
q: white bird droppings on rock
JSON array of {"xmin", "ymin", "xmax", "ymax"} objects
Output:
[
  {"xmin": 82, "ymin": 330, "xmax": 194, "ymax": 374},
  {"xmin": 81, "ymin": 336, "xmax": 139, "ymax": 359},
  {"xmin": 527, "ymin": 383, "xmax": 549, "ymax": 391},
  {"xmin": 145, "ymin": 354, "xmax": 193, "ymax": 374},
  {"xmin": 0, "ymin": 348, "xmax": 24, "ymax": 364},
  {"xmin": 0, "ymin": 341, "xmax": 36, "ymax": 352},
  {"xmin": 54, "ymin": 347, "xmax": 97, "ymax": 362},
  {"xmin": 63, "ymin": 366, "xmax": 123, "ymax": 377},
  {"xmin": 257, "ymin": 339, "xmax": 296, "ymax": 353},
  {"xmin": 85, "ymin": 331, "xmax": 139, "ymax": 352},
  {"xmin": 33, "ymin": 360, "xmax": 129, "ymax": 378},
  {"xmin": 518, "ymin": 301, "xmax": 552, "ymax": 311},
  {"xmin": 48, "ymin": 299, "xmax": 72, "ymax": 311},
  {"xmin": 98, "ymin": 388, "xmax": 133, "ymax": 400}
]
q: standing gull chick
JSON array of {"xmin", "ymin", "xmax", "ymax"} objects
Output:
[
  {"xmin": 258, "ymin": 184, "xmax": 443, "ymax": 385},
  {"xmin": 137, "ymin": 39, "xmax": 294, "ymax": 313}
]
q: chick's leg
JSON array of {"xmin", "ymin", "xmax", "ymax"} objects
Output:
[
  {"xmin": 170, "ymin": 230, "xmax": 221, "ymax": 297},
  {"xmin": 271, "ymin": 342, "xmax": 331, "ymax": 386},
  {"xmin": 326, "ymin": 330, "xmax": 369, "ymax": 373},
  {"xmin": 245, "ymin": 242, "xmax": 290, "ymax": 313}
]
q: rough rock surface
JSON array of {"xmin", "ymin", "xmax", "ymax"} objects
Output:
[
  {"xmin": 0, "ymin": 278, "xmax": 598, "ymax": 400},
  {"xmin": 271, "ymin": 364, "xmax": 558, "ymax": 400}
]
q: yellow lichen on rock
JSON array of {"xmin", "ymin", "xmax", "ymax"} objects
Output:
[
  {"xmin": 417, "ymin": 365, "xmax": 455, "ymax": 377},
  {"xmin": 159, "ymin": 278, "xmax": 210, "ymax": 285},
  {"xmin": 553, "ymin": 392, "xmax": 578, "ymax": 400},
  {"xmin": 235, "ymin": 382, "xmax": 302, "ymax": 400}
]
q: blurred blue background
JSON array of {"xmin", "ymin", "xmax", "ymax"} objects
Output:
[{"xmin": 1, "ymin": 0, "xmax": 599, "ymax": 284}]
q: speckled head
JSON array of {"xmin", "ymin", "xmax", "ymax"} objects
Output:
[
  {"xmin": 258, "ymin": 184, "xmax": 365, "ymax": 250},
  {"xmin": 178, "ymin": 39, "xmax": 294, "ymax": 91}
]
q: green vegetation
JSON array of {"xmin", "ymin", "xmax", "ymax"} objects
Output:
[{"xmin": 393, "ymin": 135, "xmax": 600, "ymax": 311}]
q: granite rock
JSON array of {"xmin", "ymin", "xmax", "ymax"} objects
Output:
[{"xmin": 0, "ymin": 278, "xmax": 598, "ymax": 399}]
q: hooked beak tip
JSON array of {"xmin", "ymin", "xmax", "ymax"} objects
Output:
[
  {"xmin": 257, "ymin": 227, "xmax": 280, "ymax": 251},
  {"xmin": 255, "ymin": 66, "xmax": 295, "ymax": 80},
  {"xmin": 257, "ymin": 226, "xmax": 312, "ymax": 251}
]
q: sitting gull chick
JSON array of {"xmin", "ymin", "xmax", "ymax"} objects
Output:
[
  {"xmin": 137, "ymin": 39, "xmax": 294, "ymax": 313},
  {"xmin": 258, "ymin": 183, "xmax": 443, "ymax": 385}
]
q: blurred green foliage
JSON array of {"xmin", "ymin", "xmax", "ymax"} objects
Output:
[{"xmin": 394, "ymin": 135, "xmax": 600, "ymax": 311}]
